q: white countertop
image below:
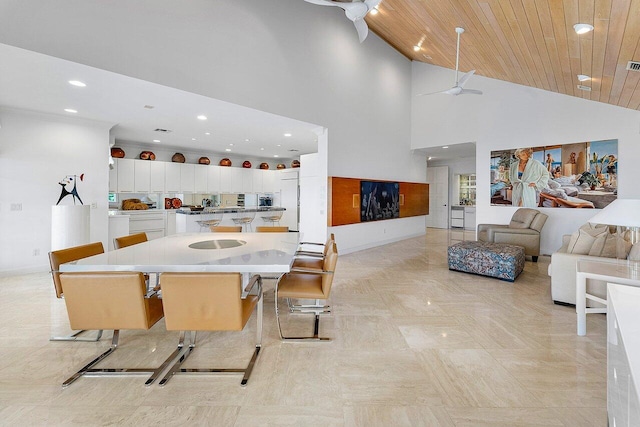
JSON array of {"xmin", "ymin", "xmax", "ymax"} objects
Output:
[
  {"xmin": 608, "ymin": 283, "xmax": 640, "ymax": 398},
  {"xmin": 60, "ymin": 232, "xmax": 299, "ymax": 273}
]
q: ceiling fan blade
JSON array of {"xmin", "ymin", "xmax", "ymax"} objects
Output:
[
  {"xmin": 457, "ymin": 70, "xmax": 475, "ymax": 88},
  {"xmin": 417, "ymin": 87, "xmax": 455, "ymax": 96},
  {"xmin": 354, "ymin": 18, "xmax": 369, "ymax": 42},
  {"xmin": 459, "ymin": 88, "xmax": 483, "ymax": 95},
  {"xmin": 304, "ymin": 0, "xmax": 341, "ymax": 6}
]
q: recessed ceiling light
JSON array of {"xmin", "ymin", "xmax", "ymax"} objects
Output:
[
  {"xmin": 205, "ymin": 132, "xmax": 210, "ymax": 135},
  {"xmin": 68, "ymin": 80, "xmax": 86, "ymax": 87},
  {"xmin": 413, "ymin": 45, "xmax": 420, "ymax": 52},
  {"xmin": 577, "ymin": 74, "xmax": 591, "ymax": 81},
  {"xmin": 229, "ymin": 143, "xmax": 234, "ymax": 146},
  {"xmin": 225, "ymin": 148, "xmax": 231, "ymax": 152},
  {"xmin": 284, "ymin": 133, "xmax": 292, "ymax": 137},
  {"xmin": 442, "ymin": 146, "xmax": 449, "ymax": 149},
  {"xmin": 192, "ymin": 138, "xmax": 196, "ymax": 141},
  {"xmin": 245, "ymin": 139, "xmax": 250, "ymax": 142},
  {"xmin": 153, "ymin": 139, "xmax": 160, "ymax": 143},
  {"xmin": 573, "ymin": 23, "xmax": 594, "ymax": 34},
  {"xmin": 277, "ymin": 144, "xmax": 281, "ymax": 147},
  {"xmin": 274, "ymin": 155, "xmax": 279, "ymax": 158},
  {"xmin": 260, "ymin": 148, "xmax": 265, "ymax": 151},
  {"xmin": 64, "ymin": 108, "xmax": 77, "ymax": 113},
  {"xmin": 197, "ymin": 115, "xmax": 207, "ymax": 120}
]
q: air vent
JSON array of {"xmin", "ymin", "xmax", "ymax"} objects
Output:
[
  {"xmin": 154, "ymin": 128, "xmax": 172, "ymax": 133},
  {"xmin": 288, "ymin": 149, "xmax": 299, "ymax": 152},
  {"xmin": 627, "ymin": 61, "xmax": 640, "ymax": 71},
  {"xmin": 577, "ymin": 85, "xmax": 592, "ymax": 92}
]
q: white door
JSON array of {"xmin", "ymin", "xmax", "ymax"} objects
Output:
[
  {"xmin": 426, "ymin": 165, "xmax": 449, "ymax": 229},
  {"xmin": 279, "ymin": 178, "xmax": 299, "ymax": 231}
]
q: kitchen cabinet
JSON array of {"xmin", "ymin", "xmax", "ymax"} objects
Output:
[
  {"xmin": 180, "ymin": 164, "xmax": 195, "ymax": 193},
  {"xmin": 252, "ymin": 169, "xmax": 263, "ymax": 193},
  {"xmin": 108, "ymin": 160, "xmax": 118, "ymax": 193},
  {"xmin": 231, "ymin": 168, "xmax": 243, "ymax": 193},
  {"xmin": 194, "ymin": 164, "xmax": 208, "ymax": 193},
  {"xmin": 219, "ymin": 167, "xmax": 232, "ymax": 192},
  {"xmin": 134, "ymin": 160, "xmax": 150, "ymax": 192},
  {"xmin": 165, "ymin": 211, "xmax": 176, "ymax": 236},
  {"xmin": 165, "ymin": 162, "xmax": 181, "ymax": 193},
  {"xmin": 207, "ymin": 165, "xmax": 221, "ymax": 193},
  {"xmin": 263, "ymin": 170, "xmax": 276, "ymax": 193},
  {"xmin": 128, "ymin": 211, "xmax": 166, "ymax": 240},
  {"xmin": 464, "ymin": 207, "xmax": 476, "ymax": 231},
  {"xmin": 450, "ymin": 206, "xmax": 464, "ymax": 228},
  {"xmin": 241, "ymin": 168, "xmax": 253, "ymax": 193},
  {"xmin": 149, "ymin": 161, "xmax": 165, "ymax": 192},
  {"xmin": 116, "ymin": 158, "xmax": 135, "ymax": 192}
]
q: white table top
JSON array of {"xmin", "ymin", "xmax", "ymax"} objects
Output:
[
  {"xmin": 608, "ymin": 284, "xmax": 640, "ymax": 398},
  {"xmin": 577, "ymin": 258, "xmax": 640, "ymax": 284},
  {"xmin": 60, "ymin": 232, "xmax": 300, "ymax": 273}
]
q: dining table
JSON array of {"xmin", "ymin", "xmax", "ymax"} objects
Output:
[{"xmin": 59, "ymin": 232, "xmax": 300, "ymax": 286}]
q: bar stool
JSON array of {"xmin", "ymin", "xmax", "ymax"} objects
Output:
[
  {"xmin": 261, "ymin": 210, "xmax": 283, "ymax": 226},
  {"xmin": 232, "ymin": 210, "xmax": 256, "ymax": 232},
  {"xmin": 196, "ymin": 209, "xmax": 223, "ymax": 232}
]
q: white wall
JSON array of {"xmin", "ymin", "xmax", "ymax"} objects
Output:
[
  {"xmin": 0, "ymin": 0, "xmax": 425, "ymax": 256},
  {"xmin": 0, "ymin": 108, "xmax": 111, "ymax": 275},
  {"xmin": 412, "ymin": 62, "xmax": 640, "ymax": 255}
]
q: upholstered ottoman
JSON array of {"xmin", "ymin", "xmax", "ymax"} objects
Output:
[{"xmin": 447, "ymin": 241, "xmax": 525, "ymax": 282}]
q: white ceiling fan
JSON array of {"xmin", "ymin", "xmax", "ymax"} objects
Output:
[
  {"xmin": 304, "ymin": 0, "xmax": 382, "ymax": 43},
  {"xmin": 418, "ymin": 27, "xmax": 483, "ymax": 96}
]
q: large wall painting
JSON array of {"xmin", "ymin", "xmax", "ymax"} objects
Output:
[
  {"xmin": 361, "ymin": 181, "xmax": 399, "ymax": 221},
  {"xmin": 490, "ymin": 139, "xmax": 618, "ymax": 209}
]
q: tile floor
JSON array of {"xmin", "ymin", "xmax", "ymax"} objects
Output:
[{"xmin": 0, "ymin": 229, "xmax": 607, "ymax": 426}]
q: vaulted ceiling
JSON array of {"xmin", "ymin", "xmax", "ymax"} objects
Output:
[{"xmin": 366, "ymin": 0, "xmax": 640, "ymax": 110}]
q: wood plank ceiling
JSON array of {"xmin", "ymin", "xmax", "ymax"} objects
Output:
[{"xmin": 365, "ymin": 0, "xmax": 640, "ymax": 110}]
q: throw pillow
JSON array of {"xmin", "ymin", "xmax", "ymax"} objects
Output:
[
  {"xmin": 628, "ymin": 242, "xmax": 640, "ymax": 262},
  {"xmin": 588, "ymin": 233, "xmax": 608, "ymax": 256},
  {"xmin": 567, "ymin": 229, "xmax": 598, "ymax": 255},
  {"xmin": 600, "ymin": 232, "xmax": 633, "ymax": 259}
]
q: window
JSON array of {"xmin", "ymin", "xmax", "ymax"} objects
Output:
[{"xmin": 458, "ymin": 174, "xmax": 476, "ymax": 205}]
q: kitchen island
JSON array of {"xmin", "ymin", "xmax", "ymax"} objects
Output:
[{"xmin": 176, "ymin": 206, "xmax": 286, "ymax": 232}]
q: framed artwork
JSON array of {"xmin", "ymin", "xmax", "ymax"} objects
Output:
[
  {"xmin": 361, "ymin": 181, "xmax": 399, "ymax": 221},
  {"xmin": 490, "ymin": 139, "xmax": 618, "ymax": 209}
]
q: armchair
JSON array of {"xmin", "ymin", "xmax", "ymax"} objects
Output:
[{"xmin": 477, "ymin": 208, "xmax": 548, "ymax": 262}]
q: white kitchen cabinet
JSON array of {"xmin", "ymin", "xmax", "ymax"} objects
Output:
[
  {"xmin": 450, "ymin": 206, "xmax": 464, "ymax": 228},
  {"xmin": 219, "ymin": 166, "xmax": 232, "ymax": 192},
  {"xmin": 165, "ymin": 162, "xmax": 181, "ymax": 192},
  {"xmin": 252, "ymin": 169, "xmax": 263, "ymax": 193},
  {"xmin": 241, "ymin": 168, "xmax": 253, "ymax": 193},
  {"xmin": 231, "ymin": 168, "xmax": 243, "ymax": 193},
  {"xmin": 194, "ymin": 164, "xmax": 208, "ymax": 193},
  {"xmin": 134, "ymin": 159, "xmax": 150, "ymax": 192},
  {"xmin": 262, "ymin": 170, "xmax": 276, "ymax": 193},
  {"xmin": 464, "ymin": 207, "xmax": 476, "ymax": 231},
  {"xmin": 150, "ymin": 161, "xmax": 165, "ymax": 192},
  {"xmin": 180, "ymin": 164, "xmax": 195, "ymax": 193},
  {"xmin": 207, "ymin": 165, "xmax": 221, "ymax": 193},
  {"xmin": 116, "ymin": 158, "xmax": 135, "ymax": 192},
  {"xmin": 108, "ymin": 160, "xmax": 118, "ymax": 193},
  {"xmin": 165, "ymin": 211, "xmax": 176, "ymax": 236},
  {"xmin": 128, "ymin": 211, "xmax": 165, "ymax": 240}
]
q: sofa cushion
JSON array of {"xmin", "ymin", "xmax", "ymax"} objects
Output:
[
  {"xmin": 599, "ymin": 232, "xmax": 633, "ymax": 258},
  {"xmin": 509, "ymin": 208, "xmax": 538, "ymax": 229},
  {"xmin": 567, "ymin": 224, "xmax": 609, "ymax": 255},
  {"xmin": 629, "ymin": 242, "xmax": 640, "ymax": 261}
]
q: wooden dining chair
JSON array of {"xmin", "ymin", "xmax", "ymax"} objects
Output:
[
  {"xmin": 156, "ymin": 272, "xmax": 263, "ymax": 387},
  {"xmin": 275, "ymin": 242, "xmax": 338, "ymax": 341},
  {"xmin": 255, "ymin": 226, "xmax": 289, "ymax": 232},
  {"xmin": 48, "ymin": 242, "xmax": 105, "ymax": 342},
  {"xmin": 114, "ymin": 232, "xmax": 148, "ymax": 249},
  {"xmin": 210, "ymin": 225, "xmax": 243, "ymax": 232},
  {"xmin": 59, "ymin": 272, "xmax": 166, "ymax": 387}
]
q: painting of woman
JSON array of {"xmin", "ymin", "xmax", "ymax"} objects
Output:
[{"xmin": 509, "ymin": 147, "xmax": 549, "ymax": 207}]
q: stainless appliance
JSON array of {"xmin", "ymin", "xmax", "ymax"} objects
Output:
[{"xmin": 259, "ymin": 196, "xmax": 272, "ymax": 206}]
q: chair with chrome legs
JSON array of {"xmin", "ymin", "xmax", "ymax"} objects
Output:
[
  {"xmin": 113, "ymin": 232, "xmax": 159, "ymax": 291},
  {"xmin": 292, "ymin": 233, "xmax": 335, "ymax": 270},
  {"xmin": 275, "ymin": 242, "xmax": 338, "ymax": 341},
  {"xmin": 59, "ymin": 272, "xmax": 165, "ymax": 387},
  {"xmin": 48, "ymin": 242, "xmax": 105, "ymax": 342},
  {"xmin": 255, "ymin": 226, "xmax": 289, "ymax": 233},
  {"xmin": 210, "ymin": 225, "xmax": 243, "ymax": 232},
  {"xmin": 156, "ymin": 272, "xmax": 263, "ymax": 387}
]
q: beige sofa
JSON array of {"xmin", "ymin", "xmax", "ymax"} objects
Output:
[{"xmin": 548, "ymin": 234, "xmax": 607, "ymax": 307}]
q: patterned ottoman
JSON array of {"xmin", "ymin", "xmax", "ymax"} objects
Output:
[{"xmin": 447, "ymin": 241, "xmax": 525, "ymax": 282}]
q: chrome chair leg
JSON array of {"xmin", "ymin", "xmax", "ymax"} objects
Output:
[
  {"xmin": 50, "ymin": 329, "xmax": 104, "ymax": 342},
  {"xmin": 275, "ymin": 287, "xmax": 331, "ymax": 342}
]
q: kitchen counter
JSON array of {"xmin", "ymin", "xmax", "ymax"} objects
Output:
[{"xmin": 176, "ymin": 206, "xmax": 286, "ymax": 215}]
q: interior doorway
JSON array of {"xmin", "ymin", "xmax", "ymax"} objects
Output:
[{"xmin": 426, "ymin": 165, "xmax": 449, "ymax": 229}]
